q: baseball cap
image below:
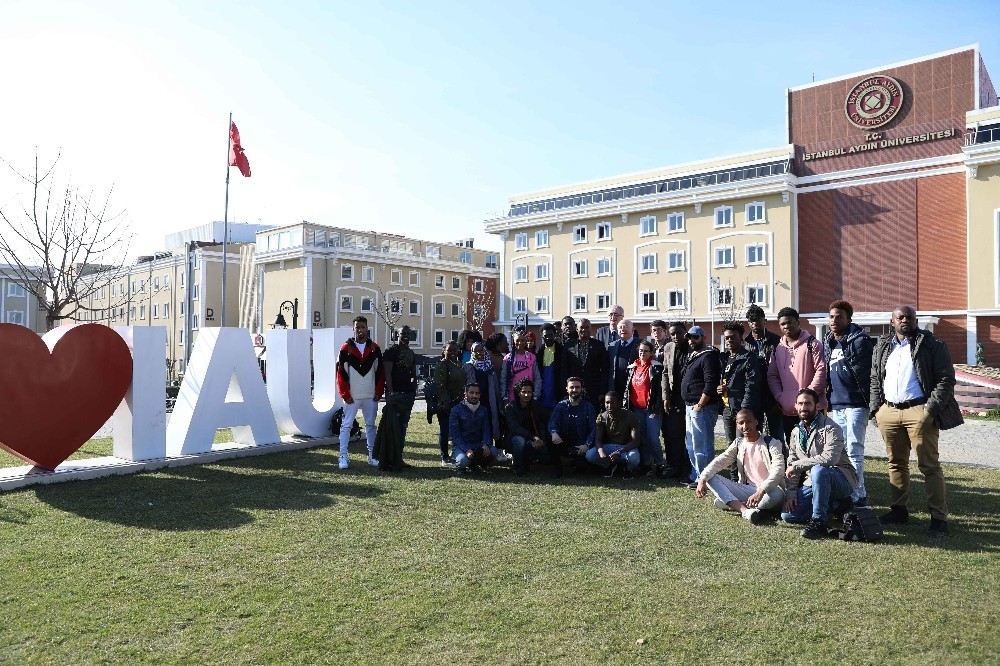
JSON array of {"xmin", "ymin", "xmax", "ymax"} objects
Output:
[{"xmin": 686, "ymin": 325, "xmax": 706, "ymax": 338}]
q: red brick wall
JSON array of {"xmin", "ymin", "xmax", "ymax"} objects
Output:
[
  {"xmin": 934, "ymin": 315, "xmax": 967, "ymax": 364},
  {"xmin": 916, "ymin": 172, "xmax": 967, "ymax": 310}
]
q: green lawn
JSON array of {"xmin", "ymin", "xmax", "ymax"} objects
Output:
[{"xmin": 1, "ymin": 419, "xmax": 998, "ymax": 664}]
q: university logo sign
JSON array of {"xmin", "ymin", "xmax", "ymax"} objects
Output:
[{"xmin": 844, "ymin": 75, "xmax": 904, "ymax": 129}]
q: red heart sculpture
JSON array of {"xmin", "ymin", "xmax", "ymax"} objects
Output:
[{"xmin": 0, "ymin": 324, "xmax": 133, "ymax": 470}]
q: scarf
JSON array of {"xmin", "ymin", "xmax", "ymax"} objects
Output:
[
  {"xmin": 471, "ymin": 344, "xmax": 493, "ymax": 372},
  {"xmin": 463, "ymin": 399, "xmax": 481, "ymax": 413}
]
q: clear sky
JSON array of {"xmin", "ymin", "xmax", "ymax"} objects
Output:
[{"xmin": 1, "ymin": 1, "xmax": 997, "ymax": 258}]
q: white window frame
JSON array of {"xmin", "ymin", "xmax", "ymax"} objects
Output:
[
  {"xmin": 667, "ymin": 212, "xmax": 685, "ymax": 233},
  {"xmin": 640, "ymin": 253, "xmax": 657, "ymax": 273},
  {"xmin": 745, "ymin": 201, "xmax": 766, "ymax": 225},
  {"xmin": 639, "ymin": 215, "xmax": 657, "ymax": 237},
  {"xmin": 572, "ymin": 259, "xmax": 587, "ymax": 278},
  {"xmin": 746, "ymin": 243, "xmax": 767, "ymax": 266},
  {"xmin": 191, "ymin": 284, "xmax": 200, "ymax": 300},
  {"xmin": 434, "ymin": 301, "xmax": 445, "ymax": 316},
  {"xmin": 409, "ymin": 300, "xmax": 420, "ymax": 315},
  {"xmin": 391, "ymin": 269, "xmax": 402, "ymax": 285},
  {"xmin": 573, "ymin": 294, "xmax": 587, "ymax": 312},
  {"xmin": 340, "ymin": 295, "xmax": 353, "ymax": 312},
  {"xmin": 513, "ymin": 297, "xmax": 527, "ymax": 314},
  {"xmin": 434, "ymin": 329, "xmax": 445, "ymax": 345},
  {"xmin": 361, "ymin": 266, "xmax": 375, "ymax": 283},
  {"xmin": 596, "ymin": 293, "xmax": 611, "ymax": 311},
  {"xmin": 714, "ymin": 205, "xmax": 734, "ymax": 229},
  {"xmin": 535, "ymin": 263, "xmax": 549, "ymax": 281},
  {"xmin": 746, "ymin": 284, "xmax": 768, "ymax": 307},
  {"xmin": 596, "ymin": 221, "xmax": 612, "ymax": 241},
  {"xmin": 535, "ymin": 229, "xmax": 549, "ymax": 248},
  {"xmin": 451, "ymin": 302, "xmax": 462, "ymax": 317},
  {"xmin": 667, "ymin": 250, "xmax": 685, "ymax": 271},
  {"xmin": 667, "ymin": 289, "xmax": 686, "ymax": 309},
  {"xmin": 716, "ymin": 287, "xmax": 733, "ymax": 307},
  {"xmin": 535, "ymin": 296, "xmax": 549, "ymax": 313},
  {"xmin": 163, "ymin": 303, "xmax": 170, "ymax": 318},
  {"xmin": 451, "ymin": 276, "xmax": 461, "ymax": 290},
  {"xmin": 361, "ymin": 297, "xmax": 373, "ymax": 313},
  {"xmin": 152, "ymin": 304, "xmax": 159, "ymax": 319},
  {"xmin": 434, "ymin": 274, "xmax": 445, "ymax": 289},
  {"xmin": 515, "ymin": 233, "xmax": 528, "ymax": 250},
  {"xmin": 341, "ymin": 264, "xmax": 354, "ymax": 281},
  {"xmin": 714, "ymin": 246, "xmax": 735, "ymax": 268},
  {"xmin": 573, "ymin": 225, "xmax": 588, "ymax": 244},
  {"xmin": 639, "ymin": 290, "xmax": 657, "ymax": 310},
  {"xmin": 474, "ymin": 279, "xmax": 484, "ymax": 294},
  {"xmin": 5, "ymin": 310, "xmax": 25, "ymax": 324},
  {"xmin": 596, "ymin": 257, "xmax": 612, "ymax": 276},
  {"xmin": 6, "ymin": 283, "xmax": 26, "ymax": 297},
  {"xmin": 409, "ymin": 271, "xmax": 420, "ymax": 288},
  {"xmin": 514, "ymin": 265, "xmax": 529, "ymax": 283}
]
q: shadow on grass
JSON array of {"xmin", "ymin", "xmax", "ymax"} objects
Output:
[{"xmin": 33, "ymin": 462, "xmax": 386, "ymax": 532}]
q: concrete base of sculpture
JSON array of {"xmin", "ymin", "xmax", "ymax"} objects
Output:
[{"xmin": 0, "ymin": 434, "xmax": 338, "ymax": 492}]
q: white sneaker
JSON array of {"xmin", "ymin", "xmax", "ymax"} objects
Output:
[
  {"xmin": 368, "ymin": 455, "xmax": 380, "ymax": 467},
  {"xmin": 714, "ymin": 498, "xmax": 733, "ymax": 512},
  {"xmin": 338, "ymin": 455, "xmax": 349, "ymax": 470}
]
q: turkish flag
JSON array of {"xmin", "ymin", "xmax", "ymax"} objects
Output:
[{"xmin": 229, "ymin": 121, "xmax": 251, "ymax": 177}]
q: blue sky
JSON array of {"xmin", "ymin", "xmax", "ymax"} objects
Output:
[{"xmin": 1, "ymin": 1, "xmax": 997, "ymax": 257}]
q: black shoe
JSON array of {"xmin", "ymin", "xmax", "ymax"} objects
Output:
[
  {"xmin": 880, "ymin": 506, "xmax": 909, "ymax": 525},
  {"xmin": 513, "ymin": 466, "xmax": 527, "ymax": 477},
  {"xmin": 604, "ymin": 462, "xmax": 623, "ymax": 479},
  {"xmin": 426, "ymin": 410, "xmax": 434, "ymax": 425},
  {"xmin": 801, "ymin": 519, "xmax": 831, "ymax": 539},
  {"xmin": 654, "ymin": 465, "xmax": 668, "ymax": 479},
  {"xmin": 928, "ymin": 517, "xmax": 949, "ymax": 537}
]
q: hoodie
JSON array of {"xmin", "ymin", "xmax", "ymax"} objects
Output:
[{"xmin": 767, "ymin": 330, "xmax": 827, "ymax": 415}]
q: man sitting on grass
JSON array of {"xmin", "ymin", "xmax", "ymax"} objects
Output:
[
  {"xmin": 506, "ymin": 379, "xmax": 552, "ymax": 476},
  {"xmin": 450, "ymin": 383, "xmax": 503, "ymax": 473},
  {"xmin": 585, "ymin": 391, "xmax": 641, "ymax": 477},
  {"xmin": 548, "ymin": 377, "xmax": 597, "ymax": 477},
  {"xmin": 781, "ymin": 388, "xmax": 858, "ymax": 539},
  {"xmin": 695, "ymin": 409, "xmax": 785, "ymax": 524}
]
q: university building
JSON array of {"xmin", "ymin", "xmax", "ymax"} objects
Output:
[
  {"xmin": 0, "ymin": 264, "xmax": 46, "ymax": 334},
  {"xmin": 485, "ymin": 45, "xmax": 1000, "ymax": 364}
]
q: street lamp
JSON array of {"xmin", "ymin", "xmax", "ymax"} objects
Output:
[
  {"xmin": 708, "ymin": 276, "xmax": 720, "ymax": 345},
  {"xmin": 274, "ymin": 298, "xmax": 299, "ymax": 329}
]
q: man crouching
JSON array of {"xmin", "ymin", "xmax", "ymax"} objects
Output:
[
  {"xmin": 585, "ymin": 391, "xmax": 641, "ymax": 477},
  {"xmin": 781, "ymin": 388, "xmax": 858, "ymax": 538},
  {"xmin": 450, "ymin": 383, "xmax": 503, "ymax": 473},
  {"xmin": 695, "ymin": 409, "xmax": 785, "ymax": 524}
]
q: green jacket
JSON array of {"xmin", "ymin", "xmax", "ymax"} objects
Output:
[{"xmin": 434, "ymin": 358, "xmax": 467, "ymax": 407}]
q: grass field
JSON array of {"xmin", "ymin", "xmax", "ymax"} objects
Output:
[{"xmin": 1, "ymin": 419, "xmax": 998, "ymax": 664}]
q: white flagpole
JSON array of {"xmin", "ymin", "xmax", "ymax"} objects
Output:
[{"xmin": 222, "ymin": 112, "xmax": 232, "ymax": 326}]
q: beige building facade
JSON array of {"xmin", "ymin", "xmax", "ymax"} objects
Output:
[{"xmin": 0, "ymin": 265, "xmax": 46, "ymax": 334}]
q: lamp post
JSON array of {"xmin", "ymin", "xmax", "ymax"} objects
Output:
[
  {"xmin": 708, "ymin": 276, "xmax": 720, "ymax": 345},
  {"xmin": 274, "ymin": 298, "xmax": 299, "ymax": 329}
]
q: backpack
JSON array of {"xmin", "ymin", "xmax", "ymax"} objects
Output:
[
  {"xmin": 838, "ymin": 507, "xmax": 884, "ymax": 543},
  {"xmin": 330, "ymin": 407, "xmax": 364, "ymax": 440}
]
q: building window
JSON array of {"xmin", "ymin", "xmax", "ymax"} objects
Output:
[
  {"xmin": 746, "ymin": 244, "xmax": 767, "ymax": 265},
  {"xmin": 192, "ymin": 284, "xmax": 200, "ymax": 300},
  {"xmin": 746, "ymin": 201, "xmax": 766, "ymax": 224},
  {"xmin": 535, "ymin": 263, "xmax": 549, "ymax": 281},
  {"xmin": 747, "ymin": 284, "xmax": 767, "ymax": 306},
  {"xmin": 434, "ymin": 329, "xmax": 445, "ymax": 345},
  {"xmin": 640, "ymin": 253, "xmax": 657, "ymax": 273},
  {"xmin": 573, "ymin": 225, "xmax": 587, "ymax": 244},
  {"xmin": 573, "ymin": 295, "xmax": 587, "ymax": 312},
  {"xmin": 180, "ymin": 301, "xmax": 185, "ymax": 315},
  {"xmin": 535, "ymin": 296, "xmax": 549, "ymax": 313},
  {"xmin": 596, "ymin": 222, "xmax": 612, "ymax": 241},
  {"xmin": 717, "ymin": 287, "xmax": 733, "ymax": 306},
  {"xmin": 391, "ymin": 269, "xmax": 402, "ymax": 285},
  {"xmin": 667, "ymin": 212, "xmax": 685, "ymax": 233},
  {"xmin": 434, "ymin": 301, "xmax": 444, "ymax": 316},
  {"xmin": 409, "ymin": 300, "xmax": 420, "ymax": 315},
  {"xmin": 572, "ymin": 259, "xmax": 587, "ymax": 277},
  {"xmin": 163, "ymin": 303, "xmax": 170, "ymax": 318},
  {"xmin": 5, "ymin": 310, "xmax": 24, "ymax": 324},
  {"xmin": 341, "ymin": 264, "xmax": 354, "ymax": 281},
  {"xmin": 152, "ymin": 304, "xmax": 159, "ymax": 319},
  {"xmin": 451, "ymin": 276, "xmax": 461, "ymax": 290},
  {"xmin": 714, "ymin": 206, "xmax": 734, "ymax": 228},
  {"xmin": 596, "ymin": 294, "xmax": 611, "ymax": 310},
  {"xmin": 596, "ymin": 257, "xmax": 612, "ymax": 276},
  {"xmin": 714, "ymin": 246, "xmax": 735, "ymax": 268},
  {"xmin": 409, "ymin": 271, "xmax": 420, "ymax": 287},
  {"xmin": 361, "ymin": 297, "xmax": 373, "ymax": 313},
  {"xmin": 639, "ymin": 215, "xmax": 657, "ymax": 236},
  {"xmin": 474, "ymin": 279, "xmax": 484, "ymax": 293},
  {"xmin": 459, "ymin": 251, "xmax": 472, "ymax": 264},
  {"xmin": 139, "ymin": 304, "xmax": 146, "ymax": 320},
  {"xmin": 535, "ymin": 230, "xmax": 549, "ymax": 248},
  {"xmin": 153, "ymin": 277, "xmax": 160, "ymax": 291},
  {"xmin": 514, "ymin": 265, "xmax": 528, "ymax": 283},
  {"xmin": 451, "ymin": 303, "xmax": 461, "ymax": 317},
  {"xmin": 514, "ymin": 298, "xmax": 527, "ymax": 314},
  {"xmin": 640, "ymin": 291, "xmax": 657, "ymax": 310},
  {"xmin": 434, "ymin": 274, "xmax": 445, "ymax": 289},
  {"xmin": 515, "ymin": 233, "xmax": 528, "ymax": 250},
  {"xmin": 192, "ymin": 313, "xmax": 200, "ymax": 329},
  {"xmin": 668, "ymin": 289, "xmax": 685, "ymax": 309},
  {"xmin": 485, "ymin": 254, "xmax": 498, "ymax": 269},
  {"xmin": 179, "ymin": 274, "xmax": 184, "ymax": 288},
  {"xmin": 390, "ymin": 299, "xmax": 401, "ymax": 314},
  {"xmin": 426, "ymin": 246, "xmax": 441, "ymax": 259},
  {"xmin": 340, "ymin": 296, "xmax": 353, "ymax": 312},
  {"xmin": 667, "ymin": 251, "xmax": 685, "ymax": 271},
  {"xmin": 178, "ymin": 329, "xmax": 184, "ymax": 345},
  {"xmin": 6, "ymin": 283, "xmax": 26, "ymax": 297},
  {"xmin": 361, "ymin": 266, "xmax": 375, "ymax": 282}
]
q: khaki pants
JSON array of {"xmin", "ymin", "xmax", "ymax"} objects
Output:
[{"xmin": 875, "ymin": 404, "xmax": 947, "ymax": 520}]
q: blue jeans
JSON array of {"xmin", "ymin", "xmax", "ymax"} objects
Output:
[
  {"xmin": 632, "ymin": 408, "xmax": 664, "ymax": 466},
  {"xmin": 685, "ymin": 403, "xmax": 720, "ymax": 481},
  {"xmin": 510, "ymin": 435, "xmax": 551, "ymax": 469},
  {"xmin": 454, "ymin": 444, "xmax": 502, "ymax": 469},
  {"xmin": 585, "ymin": 444, "xmax": 641, "ymax": 472},
  {"xmin": 829, "ymin": 406, "xmax": 869, "ymax": 501},
  {"xmin": 781, "ymin": 465, "xmax": 853, "ymax": 523}
]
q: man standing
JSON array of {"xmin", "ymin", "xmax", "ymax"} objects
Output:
[
  {"xmin": 607, "ymin": 319, "xmax": 639, "ymax": 398},
  {"xmin": 567, "ymin": 317, "xmax": 608, "ymax": 410},
  {"xmin": 595, "ymin": 304, "xmax": 625, "ymax": 349},
  {"xmin": 336, "ymin": 316, "xmax": 385, "ymax": 470},
  {"xmin": 745, "ymin": 305, "xmax": 783, "ymax": 441},
  {"xmin": 548, "ymin": 377, "xmax": 597, "ymax": 476},
  {"xmin": 781, "ymin": 388, "xmax": 857, "ymax": 539},
  {"xmin": 718, "ymin": 322, "xmax": 761, "ymax": 444},
  {"xmin": 536, "ymin": 322, "xmax": 578, "ymax": 409},
  {"xmin": 449, "ymin": 383, "xmax": 503, "ymax": 473},
  {"xmin": 661, "ymin": 322, "xmax": 691, "ymax": 481},
  {"xmin": 680, "ymin": 325, "xmax": 721, "ymax": 484},
  {"xmin": 767, "ymin": 307, "xmax": 827, "ymax": 443},
  {"xmin": 382, "ymin": 324, "xmax": 417, "ymax": 449},
  {"xmin": 585, "ymin": 390, "xmax": 641, "ymax": 476},
  {"xmin": 825, "ymin": 300, "xmax": 875, "ymax": 507},
  {"xmin": 871, "ymin": 305, "xmax": 963, "ymax": 536},
  {"xmin": 433, "ymin": 341, "xmax": 466, "ymax": 466}
]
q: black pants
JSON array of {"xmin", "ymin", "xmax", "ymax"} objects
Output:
[
  {"xmin": 662, "ymin": 407, "xmax": 690, "ymax": 479},
  {"xmin": 762, "ymin": 403, "xmax": 785, "ymax": 443}
]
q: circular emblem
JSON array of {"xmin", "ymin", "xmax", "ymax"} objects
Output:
[{"xmin": 844, "ymin": 75, "xmax": 904, "ymax": 129}]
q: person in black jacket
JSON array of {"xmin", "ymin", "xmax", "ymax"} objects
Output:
[
  {"xmin": 744, "ymin": 304, "xmax": 783, "ymax": 442},
  {"xmin": 505, "ymin": 379, "xmax": 552, "ymax": 476},
  {"xmin": 567, "ymin": 318, "xmax": 609, "ymax": 410},
  {"xmin": 624, "ymin": 340, "xmax": 667, "ymax": 474},
  {"xmin": 607, "ymin": 319, "xmax": 639, "ymax": 397},
  {"xmin": 536, "ymin": 323, "xmax": 579, "ymax": 409},
  {"xmin": 680, "ymin": 326, "xmax": 721, "ymax": 484},
  {"xmin": 718, "ymin": 323, "xmax": 761, "ymax": 479}
]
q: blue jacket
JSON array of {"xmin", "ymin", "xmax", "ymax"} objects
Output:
[
  {"xmin": 824, "ymin": 323, "xmax": 874, "ymax": 407},
  {"xmin": 449, "ymin": 402, "xmax": 492, "ymax": 453},
  {"xmin": 548, "ymin": 399, "xmax": 597, "ymax": 448}
]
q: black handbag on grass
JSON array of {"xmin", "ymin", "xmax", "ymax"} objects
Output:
[{"xmin": 839, "ymin": 507, "xmax": 884, "ymax": 543}]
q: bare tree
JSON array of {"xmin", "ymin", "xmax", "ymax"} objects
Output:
[
  {"xmin": 465, "ymin": 288, "xmax": 496, "ymax": 333},
  {"xmin": 0, "ymin": 150, "xmax": 132, "ymax": 330},
  {"xmin": 371, "ymin": 280, "xmax": 404, "ymax": 340}
]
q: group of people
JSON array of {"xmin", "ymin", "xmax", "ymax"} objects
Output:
[{"xmin": 335, "ymin": 299, "xmax": 963, "ymax": 539}]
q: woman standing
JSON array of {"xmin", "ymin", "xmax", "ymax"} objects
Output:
[
  {"xmin": 457, "ymin": 329, "xmax": 483, "ymax": 364},
  {"xmin": 433, "ymin": 341, "xmax": 466, "ymax": 465},
  {"xmin": 464, "ymin": 341, "xmax": 503, "ymax": 448},
  {"xmin": 625, "ymin": 340, "xmax": 666, "ymax": 475},
  {"xmin": 501, "ymin": 330, "xmax": 542, "ymax": 404}
]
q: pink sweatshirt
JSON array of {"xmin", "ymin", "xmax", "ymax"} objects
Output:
[{"xmin": 767, "ymin": 330, "xmax": 828, "ymax": 415}]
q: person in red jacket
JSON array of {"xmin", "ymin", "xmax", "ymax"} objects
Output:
[{"xmin": 337, "ymin": 316, "xmax": 385, "ymax": 470}]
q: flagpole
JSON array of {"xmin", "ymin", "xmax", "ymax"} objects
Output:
[{"xmin": 222, "ymin": 112, "xmax": 232, "ymax": 327}]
